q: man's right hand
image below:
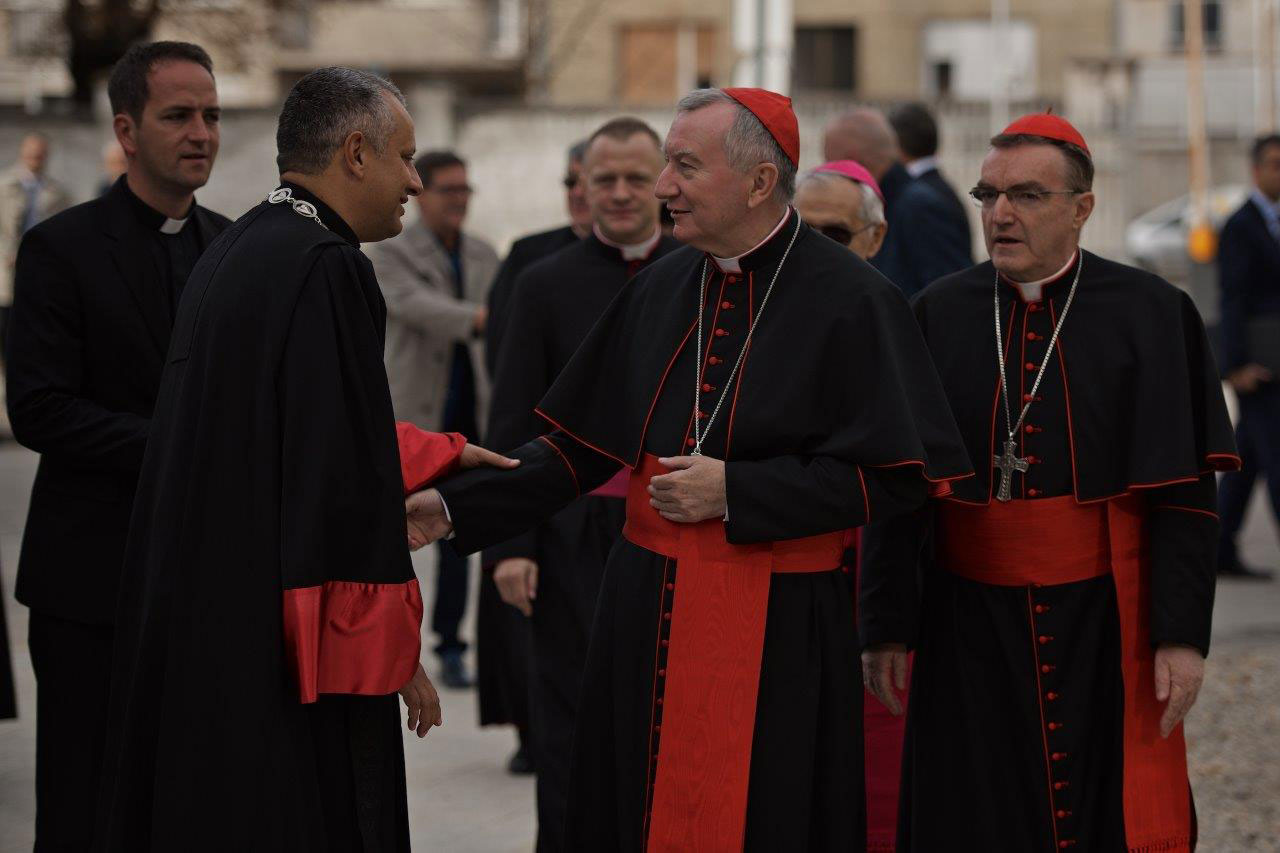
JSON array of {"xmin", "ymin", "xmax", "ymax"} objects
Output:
[
  {"xmin": 406, "ymin": 489, "xmax": 452, "ymax": 550},
  {"xmin": 398, "ymin": 663, "xmax": 442, "ymax": 738},
  {"xmin": 861, "ymin": 643, "xmax": 909, "ymax": 716},
  {"xmin": 494, "ymin": 558, "xmax": 538, "ymax": 616},
  {"xmin": 1228, "ymin": 363, "xmax": 1273, "ymax": 394}
]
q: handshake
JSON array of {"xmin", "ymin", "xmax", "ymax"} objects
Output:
[{"xmin": 402, "ymin": 441, "xmax": 519, "ymax": 550}]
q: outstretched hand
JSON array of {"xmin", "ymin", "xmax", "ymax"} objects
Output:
[
  {"xmin": 1154, "ymin": 644, "xmax": 1204, "ymax": 738},
  {"xmin": 398, "ymin": 663, "xmax": 442, "ymax": 738},
  {"xmin": 406, "ymin": 489, "xmax": 452, "ymax": 550},
  {"xmin": 459, "ymin": 442, "xmax": 520, "ymax": 471},
  {"xmin": 861, "ymin": 643, "xmax": 909, "ymax": 716}
]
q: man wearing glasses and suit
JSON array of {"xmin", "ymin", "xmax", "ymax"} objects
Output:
[{"xmin": 366, "ymin": 150, "xmax": 498, "ymax": 688}]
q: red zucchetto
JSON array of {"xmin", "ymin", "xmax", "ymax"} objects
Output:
[
  {"xmin": 999, "ymin": 112, "xmax": 1091, "ymax": 158},
  {"xmin": 722, "ymin": 87, "xmax": 800, "ymax": 166}
]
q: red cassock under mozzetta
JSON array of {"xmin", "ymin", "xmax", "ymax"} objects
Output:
[
  {"xmin": 937, "ymin": 495, "xmax": 1193, "ymax": 853},
  {"xmin": 283, "ymin": 423, "xmax": 466, "ymax": 703}
]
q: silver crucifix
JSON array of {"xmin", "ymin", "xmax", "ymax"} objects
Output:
[{"xmin": 993, "ymin": 439, "xmax": 1029, "ymax": 502}]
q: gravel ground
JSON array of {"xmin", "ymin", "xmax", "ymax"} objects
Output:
[{"xmin": 1187, "ymin": 634, "xmax": 1280, "ymax": 852}]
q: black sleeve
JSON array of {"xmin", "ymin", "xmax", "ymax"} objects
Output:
[
  {"xmin": 439, "ymin": 430, "xmax": 621, "ymax": 556},
  {"xmin": 858, "ymin": 504, "xmax": 932, "ymax": 649},
  {"xmin": 1146, "ymin": 473, "xmax": 1219, "ymax": 655},
  {"xmin": 723, "ymin": 456, "xmax": 928, "ymax": 545},
  {"xmin": 5, "ymin": 228, "xmax": 149, "ymax": 471},
  {"xmin": 480, "ymin": 271, "xmax": 552, "ymax": 565}
]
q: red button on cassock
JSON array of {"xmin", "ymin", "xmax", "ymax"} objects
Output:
[
  {"xmin": 1023, "ymin": 393, "xmax": 1034, "ymax": 402},
  {"xmin": 715, "ymin": 328, "xmax": 728, "ymax": 337},
  {"xmin": 702, "ymin": 383, "xmax": 715, "ymax": 392},
  {"xmin": 666, "ymin": 582, "xmax": 674, "ymax": 591},
  {"xmin": 721, "ymin": 301, "xmax": 734, "ymax": 309},
  {"xmin": 1025, "ymin": 362, "xmax": 1036, "ymax": 371},
  {"xmin": 697, "ymin": 411, "xmax": 708, "ymax": 419},
  {"xmin": 1034, "ymin": 605, "xmax": 1047, "ymax": 614},
  {"xmin": 1025, "ymin": 424, "xmax": 1036, "ymax": 434},
  {"xmin": 708, "ymin": 356, "xmax": 721, "ymax": 365},
  {"xmin": 1047, "ymin": 692, "xmax": 1059, "ymax": 701},
  {"xmin": 1048, "ymin": 722, "xmax": 1060, "ymax": 731},
  {"xmin": 1038, "ymin": 635, "xmax": 1051, "ymax": 645},
  {"xmin": 663, "ymin": 612, "xmax": 672, "ymax": 621},
  {"xmin": 686, "ymin": 438, "xmax": 695, "ymax": 447},
  {"xmin": 1054, "ymin": 782, "xmax": 1066, "ymax": 791},
  {"xmin": 658, "ymin": 668, "xmax": 666, "ymax": 677},
  {"xmin": 1027, "ymin": 332, "xmax": 1038, "ymax": 340},
  {"xmin": 1042, "ymin": 664, "xmax": 1056, "ymax": 673},
  {"xmin": 661, "ymin": 639, "xmax": 669, "ymax": 648},
  {"xmin": 726, "ymin": 276, "xmax": 738, "ymax": 283},
  {"xmin": 1029, "ymin": 303, "xmax": 1041, "ymax": 312},
  {"xmin": 1028, "ymin": 489, "xmax": 1040, "ymax": 497},
  {"xmin": 656, "ymin": 697, "xmax": 663, "ymax": 705}
]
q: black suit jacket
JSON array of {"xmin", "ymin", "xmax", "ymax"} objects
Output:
[
  {"xmin": 4, "ymin": 178, "xmax": 229, "ymax": 625},
  {"xmin": 918, "ymin": 165, "xmax": 973, "ymax": 252},
  {"xmin": 871, "ymin": 164, "xmax": 973, "ymax": 300},
  {"xmin": 1218, "ymin": 197, "xmax": 1280, "ymax": 373},
  {"xmin": 484, "ymin": 225, "xmax": 580, "ymax": 377}
]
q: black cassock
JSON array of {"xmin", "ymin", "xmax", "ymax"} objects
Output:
[
  {"xmin": 438, "ymin": 211, "xmax": 972, "ymax": 851},
  {"xmin": 477, "ymin": 223, "xmax": 581, "ymax": 737},
  {"xmin": 861, "ymin": 252, "xmax": 1239, "ymax": 852},
  {"xmin": 483, "ymin": 231, "xmax": 680, "ymax": 850},
  {"xmin": 96, "ymin": 184, "xmax": 423, "ymax": 852}
]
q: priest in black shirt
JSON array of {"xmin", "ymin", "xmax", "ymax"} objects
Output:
[
  {"xmin": 860, "ymin": 114, "xmax": 1239, "ymax": 853},
  {"xmin": 485, "ymin": 116, "xmax": 679, "ymax": 850},
  {"xmin": 5, "ymin": 41, "xmax": 228, "ymax": 851},
  {"xmin": 408, "ymin": 87, "xmax": 971, "ymax": 851}
]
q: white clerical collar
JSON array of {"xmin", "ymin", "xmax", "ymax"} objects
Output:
[
  {"xmin": 594, "ymin": 224, "xmax": 661, "ymax": 260},
  {"xmin": 1005, "ymin": 250, "xmax": 1079, "ymax": 303},
  {"xmin": 905, "ymin": 156, "xmax": 939, "ymax": 179},
  {"xmin": 711, "ymin": 208, "xmax": 793, "ymax": 274},
  {"xmin": 160, "ymin": 216, "xmax": 190, "ymax": 235}
]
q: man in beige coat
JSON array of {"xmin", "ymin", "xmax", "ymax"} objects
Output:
[
  {"xmin": 367, "ymin": 149, "xmax": 498, "ymax": 688},
  {"xmin": 1, "ymin": 132, "xmax": 71, "ymax": 436}
]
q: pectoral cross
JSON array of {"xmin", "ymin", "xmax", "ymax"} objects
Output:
[{"xmin": 993, "ymin": 439, "xmax": 1029, "ymax": 502}]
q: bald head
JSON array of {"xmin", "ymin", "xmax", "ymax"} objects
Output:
[{"xmin": 822, "ymin": 109, "xmax": 899, "ymax": 180}]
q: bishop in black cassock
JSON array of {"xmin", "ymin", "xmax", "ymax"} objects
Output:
[
  {"xmin": 860, "ymin": 115, "xmax": 1238, "ymax": 853},
  {"xmin": 415, "ymin": 88, "xmax": 971, "ymax": 851},
  {"xmin": 484, "ymin": 117, "xmax": 681, "ymax": 849}
]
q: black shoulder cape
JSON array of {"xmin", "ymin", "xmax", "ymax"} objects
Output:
[
  {"xmin": 914, "ymin": 251, "xmax": 1239, "ymax": 503},
  {"xmin": 536, "ymin": 219, "xmax": 973, "ymax": 484}
]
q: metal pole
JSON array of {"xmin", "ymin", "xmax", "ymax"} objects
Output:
[
  {"xmin": 991, "ymin": 0, "xmax": 1011, "ymax": 136},
  {"xmin": 1185, "ymin": 0, "xmax": 1215, "ymax": 264}
]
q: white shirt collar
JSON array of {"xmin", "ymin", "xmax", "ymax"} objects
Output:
[
  {"xmin": 593, "ymin": 224, "xmax": 662, "ymax": 261},
  {"xmin": 159, "ymin": 216, "xmax": 190, "ymax": 235},
  {"xmin": 710, "ymin": 208, "xmax": 793, "ymax": 274},
  {"xmin": 1005, "ymin": 250, "xmax": 1079, "ymax": 303},
  {"xmin": 905, "ymin": 156, "xmax": 939, "ymax": 180}
]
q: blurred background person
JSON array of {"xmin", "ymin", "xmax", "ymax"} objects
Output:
[
  {"xmin": 485, "ymin": 139, "xmax": 590, "ymax": 376},
  {"xmin": 1, "ymin": 133, "xmax": 71, "ymax": 376},
  {"xmin": 794, "ymin": 159, "xmax": 887, "ymax": 260},
  {"xmin": 484, "ymin": 116, "xmax": 679, "ymax": 850},
  {"xmin": 97, "ymin": 140, "xmax": 128, "ymax": 196},
  {"xmin": 889, "ymin": 101, "xmax": 972, "ymax": 256},
  {"xmin": 1215, "ymin": 132, "xmax": 1280, "ymax": 581},
  {"xmin": 4, "ymin": 41, "xmax": 227, "ymax": 851},
  {"xmin": 367, "ymin": 150, "xmax": 498, "ymax": 688},
  {"xmin": 476, "ymin": 139, "xmax": 589, "ymax": 774},
  {"xmin": 824, "ymin": 107, "xmax": 970, "ymax": 298}
]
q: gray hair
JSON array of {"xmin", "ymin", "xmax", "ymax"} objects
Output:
[
  {"xmin": 797, "ymin": 170, "xmax": 886, "ymax": 226},
  {"xmin": 674, "ymin": 88, "xmax": 796, "ymax": 203},
  {"xmin": 276, "ymin": 67, "xmax": 406, "ymax": 175}
]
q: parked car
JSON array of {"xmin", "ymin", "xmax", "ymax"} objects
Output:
[{"xmin": 1125, "ymin": 185, "xmax": 1247, "ymax": 325}]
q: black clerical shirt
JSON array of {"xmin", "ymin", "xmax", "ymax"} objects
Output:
[{"xmin": 121, "ymin": 182, "xmax": 210, "ymax": 319}]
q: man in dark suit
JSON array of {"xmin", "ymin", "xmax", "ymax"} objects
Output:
[
  {"xmin": 890, "ymin": 102, "xmax": 973, "ymax": 250},
  {"xmin": 1215, "ymin": 133, "xmax": 1280, "ymax": 580},
  {"xmin": 3, "ymin": 41, "xmax": 229, "ymax": 849},
  {"xmin": 823, "ymin": 107, "xmax": 971, "ymax": 299}
]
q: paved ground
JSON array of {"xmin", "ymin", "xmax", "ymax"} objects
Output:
[{"xmin": 2, "ymin": 440, "xmax": 1278, "ymax": 851}]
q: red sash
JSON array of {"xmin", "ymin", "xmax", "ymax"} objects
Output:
[
  {"xmin": 937, "ymin": 495, "xmax": 1193, "ymax": 853},
  {"xmin": 623, "ymin": 453, "xmax": 846, "ymax": 852}
]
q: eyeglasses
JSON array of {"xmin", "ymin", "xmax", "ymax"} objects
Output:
[
  {"xmin": 969, "ymin": 187, "xmax": 1080, "ymax": 210},
  {"xmin": 817, "ymin": 223, "xmax": 876, "ymax": 246}
]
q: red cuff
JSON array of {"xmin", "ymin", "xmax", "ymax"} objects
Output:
[
  {"xmin": 396, "ymin": 421, "xmax": 465, "ymax": 494},
  {"xmin": 282, "ymin": 580, "xmax": 423, "ymax": 704}
]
